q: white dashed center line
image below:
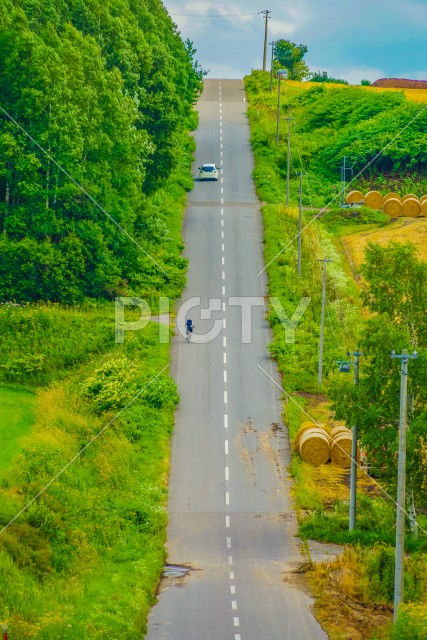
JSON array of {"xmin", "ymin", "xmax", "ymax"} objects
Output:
[{"xmin": 218, "ymin": 86, "xmax": 242, "ymax": 639}]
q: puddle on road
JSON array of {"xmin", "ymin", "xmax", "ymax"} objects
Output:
[
  {"xmin": 156, "ymin": 564, "xmax": 197, "ymax": 593},
  {"xmin": 162, "ymin": 564, "xmax": 191, "ymax": 579}
]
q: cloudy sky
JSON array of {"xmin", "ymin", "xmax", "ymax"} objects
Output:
[{"xmin": 163, "ymin": 0, "xmax": 427, "ymax": 84}]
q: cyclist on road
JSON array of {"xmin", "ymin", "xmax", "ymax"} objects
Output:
[{"xmin": 185, "ymin": 318, "xmax": 194, "ymax": 341}]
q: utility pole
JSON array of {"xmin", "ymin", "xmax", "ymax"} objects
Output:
[
  {"xmin": 297, "ymin": 172, "xmax": 303, "ymax": 275},
  {"xmin": 284, "ymin": 117, "xmax": 294, "ymax": 206},
  {"xmin": 269, "ymin": 40, "xmax": 275, "ymax": 91},
  {"xmin": 340, "ymin": 157, "xmax": 353, "ymax": 207},
  {"xmin": 349, "ymin": 350, "xmax": 362, "ymax": 531},
  {"xmin": 275, "ymin": 72, "xmax": 282, "ymax": 147},
  {"xmin": 317, "ymin": 258, "xmax": 332, "ymax": 386},
  {"xmin": 261, "ymin": 10, "xmax": 271, "ymax": 71},
  {"xmin": 391, "ymin": 349, "xmax": 418, "ymax": 623}
]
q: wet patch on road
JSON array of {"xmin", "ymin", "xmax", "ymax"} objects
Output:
[{"xmin": 156, "ymin": 564, "xmax": 198, "ymax": 593}]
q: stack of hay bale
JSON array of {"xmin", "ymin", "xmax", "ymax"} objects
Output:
[
  {"xmin": 296, "ymin": 422, "xmax": 355, "ymax": 468},
  {"xmin": 345, "ymin": 190, "xmax": 427, "ymax": 217},
  {"xmin": 297, "ymin": 422, "xmax": 330, "ymax": 466}
]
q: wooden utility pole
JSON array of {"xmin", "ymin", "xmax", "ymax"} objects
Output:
[
  {"xmin": 261, "ymin": 10, "xmax": 271, "ymax": 71},
  {"xmin": 284, "ymin": 117, "xmax": 294, "ymax": 206},
  {"xmin": 269, "ymin": 40, "xmax": 275, "ymax": 91},
  {"xmin": 391, "ymin": 349, "xmax": 418, "ymax": 622},
  {"xmin": 297, "ymin": 172, "xmax": 303, "ymax": 275},
  {"xmin": 349, "ymin": 350, "xmax": 362, "ymax": 531}
]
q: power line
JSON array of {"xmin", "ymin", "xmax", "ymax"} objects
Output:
[{"xmin": 170, "ymin": 13, "xmax": 259, "ymax": 17}]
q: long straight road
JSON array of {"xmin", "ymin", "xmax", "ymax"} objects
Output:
[{"xmin": 146, "ymin": 80, "xmax": 327, "ymax": 640}]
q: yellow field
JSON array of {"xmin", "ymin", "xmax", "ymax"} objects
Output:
[
  {"xmin": 286, "ymin": 80, "xmax": 427, "ymax": 103},
  {"xmin": 342, "ymin": 218, "xmax": 427, "ymax": 271}
]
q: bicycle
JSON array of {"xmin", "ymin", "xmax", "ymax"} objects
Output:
[{"xmin": 185, "ymin": 320, "xmax": 194, "ymax": 342}]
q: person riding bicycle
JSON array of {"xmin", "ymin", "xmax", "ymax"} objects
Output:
[{"xmin": 186, "ymin": 318, "xmax": 194, "ymax": 334}]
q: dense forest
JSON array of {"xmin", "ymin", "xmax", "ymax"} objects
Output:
[{"xmin": 0, "ymin": 0, "xmax": 203, "ymax": 302}]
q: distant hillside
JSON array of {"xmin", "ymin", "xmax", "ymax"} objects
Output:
[{"xmin": 372, "ymin": 78, "xmax": 427, "ymax": 88}]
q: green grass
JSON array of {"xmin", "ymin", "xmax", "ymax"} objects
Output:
[
  {"xmin": 245, "ymin": 70, "xmax": 427, "ymax": 637},
  {"xmin": 0, "ymin": 316, "xmax": 177, "ymax": 638},
  {"xmin": 0, "ymin": 386, "xmax": 36, "ymax": 471}
]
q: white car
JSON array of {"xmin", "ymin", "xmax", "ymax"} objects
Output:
[{"xmin": 198, "ymin": 163, "xmax": 219, "ymax": 180}]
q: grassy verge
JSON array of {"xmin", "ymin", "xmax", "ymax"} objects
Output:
[
  {"xmin": 0, "ymin": 308, "xmax": 177, "ymax": 638},
  {"xmin": 0, "ymin": 123, "xmax": 195, "ymax": 636},
  {"xmin": 0, "ymin": 386, "xmax": 36, "ymax": 472},
  {"xmin": 245, "ymin": 71, "xmax": 427, "ymax": 639}
]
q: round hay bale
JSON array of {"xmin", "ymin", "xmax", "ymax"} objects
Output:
[
  {"xmin": 364, "ymin": 191, "xmax": 384, "ymax": 210},
  {"xmin": 402, "ymin": 197, "xmax": 421, "ymax": 218},
  {"xmin": 420, "ymin": 195, "xmax": 427, "ymax": 206},
  {"xmin": 420, "ymin": 200, "xmax": 427, "ymax": 217},
  {"xmin": 330, "ymin": 431, "xmax": 353, "ymax": 468},
  {"xmin": 384, "ymin": 192, "xmax": 401, "ymax": 203},
  {"xmin": 330, "ymin": 425, "xmax": 348, "ymax": 439},
  {"xmin": 346, "ymin": 190, "xmax": 364, "ymax": 204},
  {"xmin": 295, "ymin": 422, "xmax": 324, "ymax": 450},
  {"xmin": 299, "ymin": 428, "xmax": 330, "ymax": 466},
  {"xmin": 383, "ymin": 197, "xmax": 402, "ymax": 217},
  {"xmin": 402, "ymin": 193, "xmax": 419, "ymax": 203}
]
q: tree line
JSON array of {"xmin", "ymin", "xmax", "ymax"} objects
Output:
[{"xmin": 0, "ymin": 0, "xmax": 204, "ymax": 302}]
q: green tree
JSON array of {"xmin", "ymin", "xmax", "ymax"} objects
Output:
[
  {"xmin": 331, "ymin": 243, "xmax": 427, "ymax": 507},
  {"xmin": 274, "ymin": 39, "xmax": 309, "ymax": 80},
  {"xmin": 0, "ymin": 0, "xmax": 203, "ymax": 302},
  {"xmin": 309, "ymin": 70, "xmax": 348, "ymax": 85}
]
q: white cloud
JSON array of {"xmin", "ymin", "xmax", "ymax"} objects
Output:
[
  {"xmin": 268, "ymin": 20, "xmax": 296, "ymax": 38},
  {"xmin": 164, "ymin": 0, "xmax": 426, "ymax": 81}
]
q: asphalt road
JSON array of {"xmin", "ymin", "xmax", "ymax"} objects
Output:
[{"xmin": 146, "ymin": 80, "xmax": 327, "ymax": 640}]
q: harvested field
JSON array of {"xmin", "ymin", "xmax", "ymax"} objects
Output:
[{"xmin": 342, "ymin": 218, "xmax": 427, "ymax": 271}]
